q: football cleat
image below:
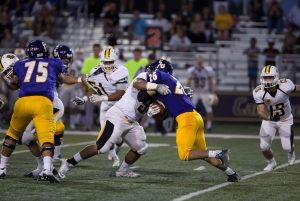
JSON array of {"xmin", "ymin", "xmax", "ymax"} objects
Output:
[
  {"xmin": 263, "ymin": 160, "xmax": 277, "ymax": 171},
  {"xmin": 0, "ymin": 168, "xmax": 6, "ymax": 178},
  {"xmin": 216, "ymin": 149, "xmax": 230, "ymax": 170},
  {"xmin": 38, "ymin": 169, "xmax": 60, "ymax": 183},
  {"xmin": 288, "ymin": 151, "xmax": 296, "ymax": 165},
  {"xmin": 112, "ymin": 156, "xmax": 120, "ymax": 167},
  {"xmin": 24, "ymin": 168, "xmax": 43, "ymax": 179},
  {"xmin": 227, "ymin": 172, "xmax": 240, "ymax": 182},
  {"xmin": 115, "ymin": 169, "xmax": 140, "ymax": 178},
  {"xmin": 58, "ymin": 159, "xmax": 71, "ymax": 179}
]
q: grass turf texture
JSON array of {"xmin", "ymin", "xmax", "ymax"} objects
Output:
[{"xmin": 0, "ymin": 124, "xmax": 300, "ymax": 201}]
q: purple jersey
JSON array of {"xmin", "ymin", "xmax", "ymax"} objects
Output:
[
  {"xmin": 13, "ymin": 58, "xmax": 65, "ymax": 101},
  {"xmin": 150, "ymin": 70, "xmax": 195, "ymax": 117}
]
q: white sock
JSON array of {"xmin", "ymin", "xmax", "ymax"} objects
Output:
[
  {"xmin": 208, "ymin": 150, "xmax": 221, "ymax": 158},
  {"xmin": 36, "ymin": 156, "xmax": 44, "ymax": 170},
  {"xmin": 207, "ymin": 121, "xmax": 212, "ymax": 129},
  {"xmin": 74, "ymin": 152, "xmax": 83, "ymax": 163},
  {"xmin": 54, "ymin": 146, "xmax": 61, "ymax": 157},
  {"xmin": 118, "ymin": 161, "xmax": 129, "ymax": 172},
  {"xmin": 0, "ymin": 154, "xmax": 9, "ymax": 169},
  {"xmin": 224, "ymin": 167, "xmax": 235, "ymax": 175},
  {"xmin": 43, "ymin": 156, "xmax": 52, "ymax": 172},
  {"xmin": 109, "ymin": 148, "xmax": 117, "ymax": 159},
  {"xmin": 267, "ymin": 157, "xmax": 275, "ymax": 164}
]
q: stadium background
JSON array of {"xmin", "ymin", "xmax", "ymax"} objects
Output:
[{"xmin": 0, "ymin": 0, "xmax": 300, "ymax": 130}]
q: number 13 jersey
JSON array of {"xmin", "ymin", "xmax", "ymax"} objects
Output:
[{"xmin": 253, "ymin": 79, "xmax": 296, "ymax": 121}]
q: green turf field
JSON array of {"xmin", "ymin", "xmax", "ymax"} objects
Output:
[{"xmin": 0, "ymin": 123, "xmax": 300, "ymax": 201}]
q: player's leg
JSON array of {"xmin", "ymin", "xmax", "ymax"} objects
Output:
[
  {"xmin": 53, "ymin": 96, "xmax": 65, "ymax": 159},
  {"xmin": 100, "ymin": 104, "xmax": 120, "ymax": 167},
  {"xmin": 0, "ymin": 98, "xmax": 33, "ymax": 178},
  {"xmin": 260, "ymin": 120, "xmax": 277, "ymax": 171},
  {"xmin": 116, "ymin": 123, "xmax": 148, "ymax": 177},
  {"xmin": 203, "ymin": 102, "xmax": 213, "ymax": 132},
  {"xmin": 33, "ymin": 97, "xmax": 58, "ymax": 182},
  {"xmin": 278, "ymin": 122, "xmax": 295, "ymax": 165}
]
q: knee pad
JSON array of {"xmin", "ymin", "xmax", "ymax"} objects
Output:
[
  {"xmin": 41, "ymin": 146, "xmax": 55, "ymax": 154},
  {"xmin": 3, "ymin": 141, "xmax": 16, "ymax": 150},
  {"xmin": 260, "ymin": 140, "xmax": 271, "ymax": 151},
  {"xmin": 137, "ymin": 143, "xmax": 148, "ymax": 155}
]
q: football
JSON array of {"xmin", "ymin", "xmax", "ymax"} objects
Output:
[{"xmin": 152, "ymin": 101, "xmax": 167, "ymax": 120}]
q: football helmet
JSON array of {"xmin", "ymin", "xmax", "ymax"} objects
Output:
[
  {"xmin": 14, "ymin": 48, "xmax": 26, "ymax": 59},
  {"xmin": 260, "ymin": 65, "xmax": 279, "ymax": 88},
  {"xmin": 100, "ymin": 46, "xmax": 118, "ymax": 74},
  {"xmin": 53, "ymin": 45, "xmax": 73, "ymax": 67},
  {"xmin": 150, "ymin": 59, "xmax": 173, "ymax": 75},
  {"xmin": 26, "ymin": 40, "xmax": 49, "ymax": 58},
  {"xmin": 0, "ymin": 53, "xmax": 19, "ymax": 82}
]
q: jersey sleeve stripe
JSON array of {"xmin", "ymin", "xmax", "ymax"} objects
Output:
[{"xmin": 278, "ymin": 88, "xmax": 288, "ymax": 95}]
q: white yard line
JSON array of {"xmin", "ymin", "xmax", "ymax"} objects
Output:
[
  {"xmin": 193, "ymin": 166, "xmax": 206, "ymax": 171},
  {"xmin": 172, "ymin": 159, "xmax": 300, "ymax": 201}
]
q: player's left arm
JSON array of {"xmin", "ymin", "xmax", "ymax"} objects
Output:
[
  {"xmin": 58, "ymin": 73, "xmax": 82, "ymax": 84},
  {"xmin": 9, "ymin": 75, "xmax": 20, "ymax": 90},
  {"xmin": 133, "ymin": 73, "xmax": 170, "ymax": 95},
  {"xmin": 208, "ymin": 76, "xmax": 215, "ymax": 94}
]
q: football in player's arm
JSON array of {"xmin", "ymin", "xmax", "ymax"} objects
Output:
[{"xmin": 253, "ymin": 65, "xmax": 299, "ymax": 171}]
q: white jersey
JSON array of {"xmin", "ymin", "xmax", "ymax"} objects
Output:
[
  {"xmin": 187, "ymin": 66, "xmax": 214, "ymax": 94},
  {"xmin": 253, "ymin": 79, "xmax": 296, "ymax": 121},
  {"xmin": 88, "ymin": 64, "xmax": 129, "ymax": 108},
  {"xmin": 114, "ymin": 72, "xmax": 148, "ymax": 121}
]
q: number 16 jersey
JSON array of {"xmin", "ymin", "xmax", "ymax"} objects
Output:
[{"xmin": 253, "ymin": 79, "xmax": 296, "ymax": 121}]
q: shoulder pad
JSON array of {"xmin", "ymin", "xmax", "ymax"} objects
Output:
[
  {"xmin": 279, "ymin": 78, "xmax": 287, "ymax": 83},
  {"xmin": 254, "ymin": 85, "xmax": 262, "ymax": 93},
  {"xmin": 110, "ymin": 66, "xmax": 129, "ymax": 81}
]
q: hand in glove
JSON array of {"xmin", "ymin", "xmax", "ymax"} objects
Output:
[
  {"xmin": 72, "ymin": 96, "xmax": 87, "ymax": 105},
  {"xmin": 147, "ymin": 104, "xmax": 161, "ymax": 117},
  {"xmin": 156, "ymin": 84, "xmax": 171, "ymax": 95},
  {"xmin": 270, "ymin": 114, "xmax": 280, "ymax": 122},
  {"xmin": 89, "ymin": 94, "xmax": 108, "ymax": 103}
]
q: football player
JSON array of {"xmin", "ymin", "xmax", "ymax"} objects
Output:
[
  {"xmin": 58, "ymin": 71, "xmax": 170, "ymax": 178},
  {"xmin": 186, "ymin": 55, "xmax": 217, "ymax": 132},
  {"xmin": 253, "ymin": 65, "xmax": 300, "ymax": 171},
  {"xmin": 21, "ymin": 44, "xmax": 75, "ymax": 178},
  {"xmin": 133, "ymin": 59, "xmax": 240, "ymax": 182},
  {"xmin": 72, "ymin": 46, "xmax": 129, "ymax": 167}
]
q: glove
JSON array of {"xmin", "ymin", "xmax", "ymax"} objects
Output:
[
  {"xmin": 89, "ymin": 94, "xmax": 108, "ymax": 103},
  {"xmin": 270, "ymin": 114, "xmax": 280, "ymax": 122},
  {"xmin": 0, "ymin": 98, "xmax": 4, "ymax": 110},
  {"xmin": 156, "ymin": 84, "xmax": 171, "ymax": 95},
  {"xmin": 147, "ymin": 104, "xmax": 161, "ymax": 117},
  {"xmin": 72, "ymin": 96, "xmax": 87, "ymax": 105},
  {"xmin": 184, "ymin": 86, "xmax": 193, "ymax": 97}
]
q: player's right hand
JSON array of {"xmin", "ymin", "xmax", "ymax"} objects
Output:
[
  {"xmin": 270, "ymin": 114, "xmax": 280, "ymax": 122},
  {"xmin": 147, "ymin": 104, "xmax": 161, "ymax": 117},
  {"xmin": 156, "ymin": 84, "xmax": 170, "ymax": 95},
  {"xmin": 72, "ymin": 96, "xmax": 86, "ymax": 105}
]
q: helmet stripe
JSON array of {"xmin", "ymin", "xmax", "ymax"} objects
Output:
[
  {"xmin": 105, "ymin": 48, "xmax": 111, "ymax": 59},
  {"xmin": 265, "ymin": 65, "xmax": 271, "ymax": 73},
  {"xmin": 0, "ymin": 62, "xmax": 2, "ymax": 71}
]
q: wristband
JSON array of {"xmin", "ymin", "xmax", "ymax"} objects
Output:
[
  {"xmin": 102, "ymin": 96, "xmax": 108, "ymax": 101},
  {"xmin": 146, "ymin": 82, "xmax": 158, "ymax": 90},
  {"xmin": 83, "ymin": 96, "xmax": 88, "ymax": 101},
  {"xmin": 77, "ymin": 77, "xmax": 82, "ymax": 83}
]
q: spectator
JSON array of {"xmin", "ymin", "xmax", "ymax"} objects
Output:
[
  {"xmin": 249, "ymin": 0, "xmax": 264, "ymax": 22},
  {"xmin": 202, "ymin": 6, "xmax": 214, "ymax": 24},
  {"xmin": 188, "ymin": 13, "xmax": 206, "ymax": 43},
  {"xmin": 152, "ymin": 11, "xmax": 171, "ymax": 41},
  {"xmin": 287, "ymin": 0, "xmax": 300, "ymax": 30},
  {"xmin": 0, "ymin": 28, "xmax": 16, "ymax": 50},
  {"xmin": 81, "ymin": 43, "xmax": 101, "ymax": 75},
  {"xmin": 0, "ymin": 4, "xmax": 13, "ymax": 41},
  {"xmin": 169, "ymin": 27, "xmax": 192, "ymax": 51},
  {"xmin": 266, "ymin": 0, "xmax": 283, "ymax": 34},
  {"xmin": 32, "ymin": 0, "xmax": 55, "ymax": 37},
  {"xmin": 243, "ymin": 37, "xmax": 260, "ymax": 91},
  {"xmin": 125, "ymin": 48, "xmax": 149, "ymax": 82},
  {"xmin": 282, "ymin": 25, "xmax": 298, "ymax": 54},
  {"xmin": 204, "ymin": 22, "xmax": 215, "ymax": 43},
  {"xmin": 103, "ymin": 2, "xmax": 120, "ymax": 36},
  {"xmin": 127, "ymin": 10, "xmax": 148, "ymax": 42},
  {"xmin": 180, "ymin": 2, "xmax": 193, "ymax": 26},
  {"xmin": 263, "ymin": 38, "xmax": 280, "ymax": 66},
  {"xmin": 87, "ymin": 0, "xmax": 103, "ymax": 25},
  {"xmin": 80, "ymin": 43, "xmax": 101, "ymax": 131},
  {"xmin": 214, "ymin": 5, "xmax": 233, "ymax": 40}
]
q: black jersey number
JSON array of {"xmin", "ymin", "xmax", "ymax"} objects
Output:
[{"xmin": 270, "ymin": 103, "xmax": 285, "ymax": 117}]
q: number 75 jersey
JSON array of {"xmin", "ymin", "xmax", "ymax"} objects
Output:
[{"xmin": 253, "ymin": 79, "xmax": 296, "ymax": 121}]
